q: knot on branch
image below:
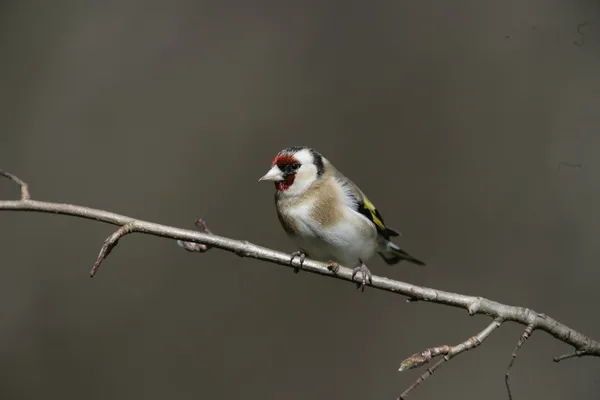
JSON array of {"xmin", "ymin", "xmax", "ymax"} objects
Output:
[
  {"xmin": 399, "ymin": 346, "xmax": 451, "ymax": 371},
  {"xmin": 467, "ymin": 297, "xmax": 482, "ymax": 315},
  {"xmin": 234, "ymin": 241, "xmax": 257, "ymax": 258}
]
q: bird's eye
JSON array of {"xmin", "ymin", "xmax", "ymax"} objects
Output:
[{"xmin": 288, "ymin": 163, "xmax": 301, "ymax": 171}]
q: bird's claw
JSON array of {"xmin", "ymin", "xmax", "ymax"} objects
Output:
[
  {"xmin": 351, "ymin": 263, "xmax": 372, "ymax": 292},
  {"xmin": 326, "ymin": 261, "xmax": 340, "ymax": 273},
  {"xmin": 290, "ymin": 251, "xmax": 306, "ymax": 274}
]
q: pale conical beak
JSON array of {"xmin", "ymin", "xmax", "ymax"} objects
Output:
[{"xmin": 258, "ymin": 165, "xmax": 284, "ymax": 182}]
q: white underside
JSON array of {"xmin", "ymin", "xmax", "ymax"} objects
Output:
[{"xmin": 284, "ymin": 198, "xmax": 381, "ymax": 267}]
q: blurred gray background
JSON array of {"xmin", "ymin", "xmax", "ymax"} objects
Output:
[{"xmin": 1, "ymin": 0, "xmax": 599, "ymax": 399}]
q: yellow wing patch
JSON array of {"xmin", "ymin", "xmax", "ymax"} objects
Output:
[{"xmin": 362, "ymin": 197, "xmax": 386, "ymax": 230}]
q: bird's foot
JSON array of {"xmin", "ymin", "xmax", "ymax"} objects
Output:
[
  {"xmin": 326, "ymin": 260, "xmax": 340, "ymax": 273},
  {"xmin": 290, "ymin": 251, "xmax": 307, "ymax": 274},
  {"xmin": 351, "ymin": 262, "xmax": 372, "ymax": 292}
]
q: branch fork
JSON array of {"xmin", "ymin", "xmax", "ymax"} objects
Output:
[{"xmin": 398, "ymin": 319, "xmax": 502, "ymax": 399}]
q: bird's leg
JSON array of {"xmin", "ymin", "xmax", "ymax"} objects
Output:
[
  {"xmin": 326, "ymin": 261, "xmax": 340, "ymax": 273},
  {"xmin": 290, "ymin": 250, "xmax": 307, "ymax": 274},
  {"xmin": 351, "ymin": 260, "xmax": 372, "ymax": 292}
]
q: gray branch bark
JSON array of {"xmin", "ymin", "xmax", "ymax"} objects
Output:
[{"xmin": 1, "ymin": 170, "xmax": 598, "ymax": 399}]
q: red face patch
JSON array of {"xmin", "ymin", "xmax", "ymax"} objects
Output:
[
  {"xmin": 272, "ymin": 154, "xmax": 298, "ymax": 168},
  {"xmin": 272, "ymin": 153, "xmax": 299, "ymax": 191},
  {"xmin": 276, "ymin": 174, "xmax": 296, "ymax": 191}
]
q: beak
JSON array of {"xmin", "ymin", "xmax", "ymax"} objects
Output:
[{"xmin": 258, "ymin": 165, "xmax": 284, "ymax": 182}]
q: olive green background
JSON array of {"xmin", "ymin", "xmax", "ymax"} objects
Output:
[{"xmin": 1, "ymin": 1, "xmax": 599, "ymax": 399}]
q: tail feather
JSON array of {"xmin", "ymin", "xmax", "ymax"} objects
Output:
[
  {"xmin": 382, "ymin": 226, "xmax": 401, "ymax": 238},
  {"xmin": 378, "ymin": 241, "xmax": 425, "ymax": 266}
]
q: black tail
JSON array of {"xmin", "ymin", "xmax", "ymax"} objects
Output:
[
  {"xmin": 382, "ymin": 227, "xmax": 401, "ymax": 238},
  {"xmin": 378, "ymin": 242, "xmax": 425, "ymax": 266}
]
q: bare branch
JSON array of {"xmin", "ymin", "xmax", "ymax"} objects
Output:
[
  {"xmin": 398, "ymin": 319, "xmax": 502, "ymax": 399},
  {"xmin": 1, "ymin": 170, "xmax": 600, "ymax": 398},
  {"xmin": 505, "ymin": 324, "xmax": 534, "ymax": 400}
]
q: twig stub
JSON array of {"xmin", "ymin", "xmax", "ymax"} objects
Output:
[
  {"xmin": 177, "ymin": 217, "xmax": 214, "ymax": 252},
  {"xmin": 89, "ymin": 222, "xmax": 136, "ymax": 277},
  {"xmin": 0, "ymin": 170, "xmax": 31, "ymax": 200},
  {"xmin": 553, "ymin": 349, "xmax": 588, "ymax": 362}
]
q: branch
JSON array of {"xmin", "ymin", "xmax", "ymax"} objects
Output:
[
  {"xmin": 1, "ymin": 170, "xmax": 599, "ymax": 398},
  {"xmin": 398, "ymin": 318, "xmax": 502, "ymax": 399}
]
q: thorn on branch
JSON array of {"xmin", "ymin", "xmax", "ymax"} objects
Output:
[
  {"xmin": 89, "ymin": 222, "xmax": 136, "ymax": 277},
  {"xmin": 398, "ymin": 319, "xmax": 502, "ymax": 399},
  {"xmin": 0, "ymin": 170, "xmax": 31, "ymax": 200},
  {"xmin": 505, "ymin": 323, "xmax": 535, "ymax": 400},
  {"xmin": 177, "ymin": 217, "xmax": 213, "ymax": 252}
]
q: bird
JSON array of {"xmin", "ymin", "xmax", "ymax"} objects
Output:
[{"xmin": 258, "ymin": 146, "xmax": 425, "ymax": 290}]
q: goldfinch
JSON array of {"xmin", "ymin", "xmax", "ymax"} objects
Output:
[{"xmin": 259, "ymin": 146, "xmax": 425, "ymax": 290}]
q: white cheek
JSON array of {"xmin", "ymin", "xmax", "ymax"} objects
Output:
[
  {"xmin": 296, "ymin": 167, "xmax": 313, "ymax": 182},
  {"xmin": 288, "ymin": 169, "xmax": 315, "ymax": 195},
  {"xmin": 285, "ymin": 180, "xmax": 309, "ymax": 197}
]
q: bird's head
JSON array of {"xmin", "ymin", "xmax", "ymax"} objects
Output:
[{"xmin": 259, "ymin": 146, "xmax": 325, "ymax": 197}]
